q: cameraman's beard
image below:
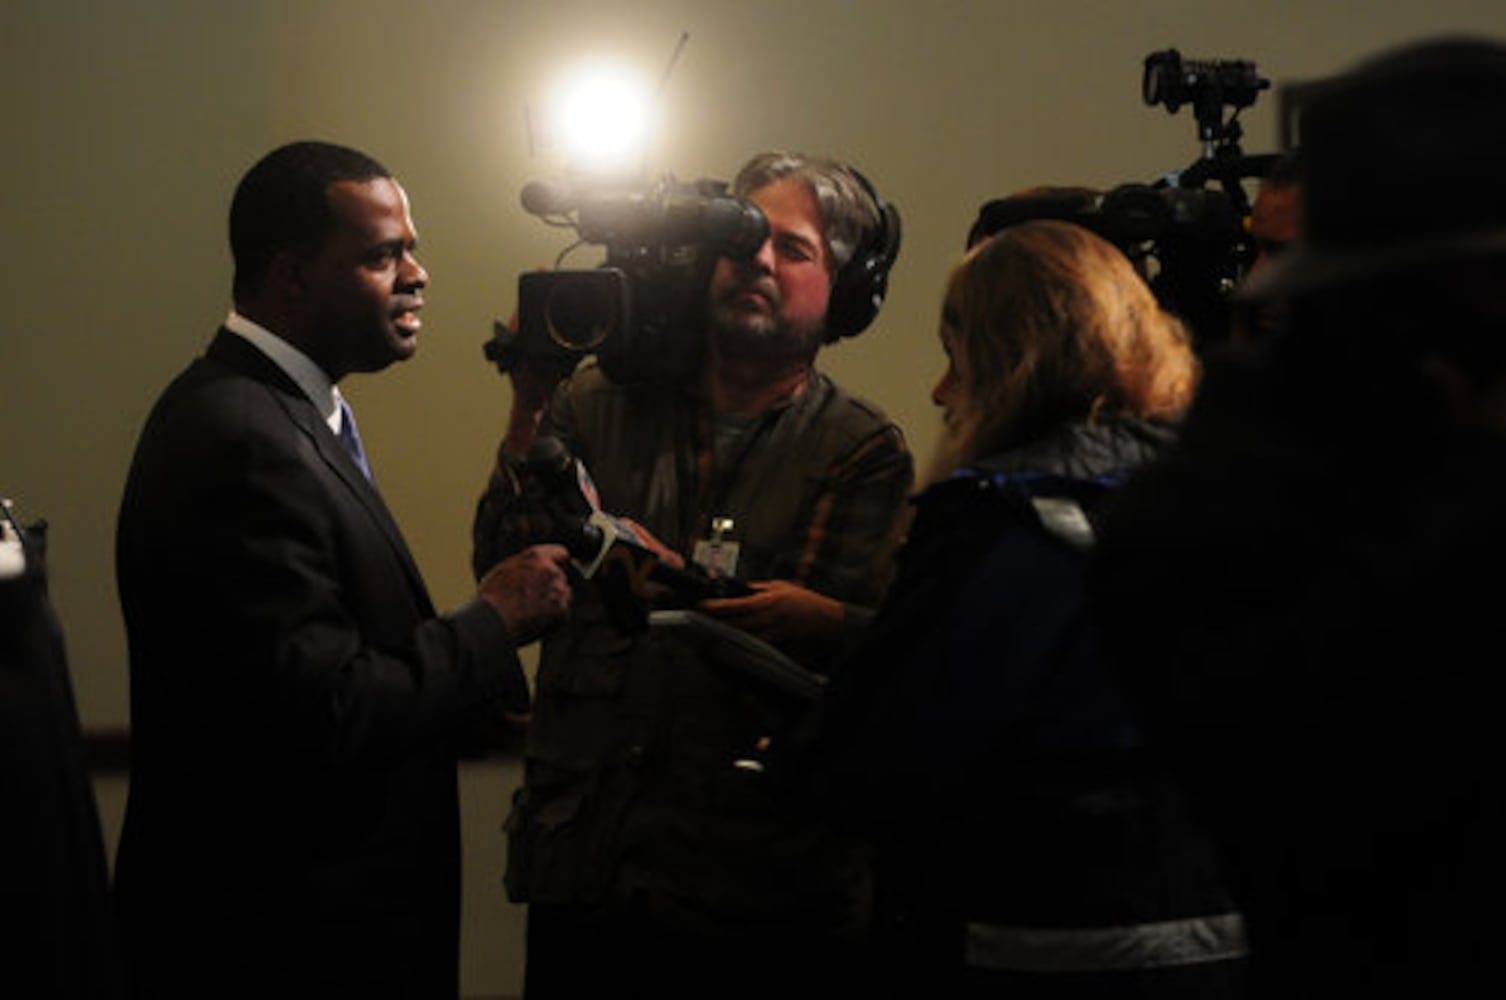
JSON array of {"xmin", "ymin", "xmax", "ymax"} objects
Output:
[{"xmin": 707, "ymin": 294, "xmax": 826, "ymax": 360}]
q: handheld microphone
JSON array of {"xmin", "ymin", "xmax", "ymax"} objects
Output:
[{"xmin": 523, "ymin": 437, "xmax": 750, "ymax": 604}]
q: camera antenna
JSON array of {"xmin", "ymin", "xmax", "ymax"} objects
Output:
[
  {"xmin": 658, "ymin": 31, "xmax": 690, "ymax": 99},
  {"xmin": 639, "ymin": 30, "xmax": 690, "ymax": 182}
]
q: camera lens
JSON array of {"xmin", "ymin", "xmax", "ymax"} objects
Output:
[
  {"xmin": 1142, "ymin": 50, "xmax": 1184, "ymax": 110},
  {"xmin": 546, "ymin": 279, "xmax": 618, "ymax": 350}
]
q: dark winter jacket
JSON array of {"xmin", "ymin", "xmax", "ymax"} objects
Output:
[{"xmin": 811, "ymin": 416, "xmax": 1247, "ymax": 997}]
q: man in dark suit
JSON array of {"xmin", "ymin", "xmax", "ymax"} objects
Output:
[{"xmin": 114, "ymin": 141, "xmax": 572, "ymax": 998}]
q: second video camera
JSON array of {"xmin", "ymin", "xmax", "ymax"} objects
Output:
[{"xmin": 970, "ymin": 48, "xmax": 1278, "ymax": 346}]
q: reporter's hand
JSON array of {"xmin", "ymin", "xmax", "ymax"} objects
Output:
[
  {"xmin": 698, "ymin": 580, "xmax": 844, "ymax": 644},
  {"xmin": 477, "ymin": 543, "xmax": 573, "ymax": 643}
]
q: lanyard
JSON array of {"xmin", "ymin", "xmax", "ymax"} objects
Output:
[{"xmin": 684, "ymin": 401, "xmax": 781, "ymax": 549}]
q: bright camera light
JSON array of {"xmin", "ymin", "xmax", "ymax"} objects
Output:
[{"xmin": 549, "ymin": 62, "xmax": 655, "ymax": 174}]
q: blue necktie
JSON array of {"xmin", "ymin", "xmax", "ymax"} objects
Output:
[{"xmin": 337, "ymin": 397, "xmax": 374, "ymax": 482}]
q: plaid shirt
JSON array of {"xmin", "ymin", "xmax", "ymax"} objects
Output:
[
  {"xmin": 476, "ymin": 358, "xmax": 912, "ymax": 928},
  {"xmin": 473, "ymin": 359, "xmax": 912, "ymax": 612}
]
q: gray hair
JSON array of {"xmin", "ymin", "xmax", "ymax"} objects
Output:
[{"xmin": 733, "ymin": 151, "xmax": 881, "ymax": 271}]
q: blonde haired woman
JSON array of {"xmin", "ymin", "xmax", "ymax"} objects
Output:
[
  {"xmin": 812, "ymin": 220, "xmax": 1247, "ymax": 998},
  {"xmin": 928, "ymin": 218, "xmax": 1196, "ymax": 479}
]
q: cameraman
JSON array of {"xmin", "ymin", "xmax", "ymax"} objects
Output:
[
  {"xmin": 1231, "ymin": 148, "xmax": 1303, "ymax": 342},
  {"xmin": 1092, "ymin": 37, "xmax": 1506, "ymax": 995},
  {"xmin": 473, "ymin": 151, "xmax": 913, "ymax": 999}
]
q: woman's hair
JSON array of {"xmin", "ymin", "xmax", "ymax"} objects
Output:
[{"xmin": 940, "ymin": 219, "xmax": 1198, "ymax": 467}]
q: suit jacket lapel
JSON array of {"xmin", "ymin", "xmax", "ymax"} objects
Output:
[{"xmin": 204, "ymin": 329, "xmax": 434, "ymax": 613}]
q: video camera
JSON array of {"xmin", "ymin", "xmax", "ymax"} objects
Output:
[
  {"xmin": 971, "ymin": 49, "xmax": 1280, "ymax": 346},
  {"xmin": 485, "ymin": 173, "xmax": 770, "ymax": 386}
]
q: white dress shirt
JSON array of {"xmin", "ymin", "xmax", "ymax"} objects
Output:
[{"xmin": 223, "ymin": 310, "xmax": 354, "ymax": 438}]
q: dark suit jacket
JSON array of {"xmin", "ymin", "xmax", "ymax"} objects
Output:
[{"xmin": 114, "ymin": 330, "xmax": 526, "ymax": 998}]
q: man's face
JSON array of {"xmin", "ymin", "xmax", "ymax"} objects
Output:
[
  {"xmin": 706, "ymin": 176, "xmax": 833, "ymax": 357},
  {"xmin": 1248, "ymin": 181, "xmax": 1302, "ymax": 273},
  {"xmin": 1243, "ymin": 181, "xmax": 1302, "ymax": 337},
  {"xmin": 299, "ymin": 177, "xmax": 428, "ymax": 379}
]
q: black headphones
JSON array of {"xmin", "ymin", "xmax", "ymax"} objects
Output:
[{"xmin": 824, "ymin": 168, "xmax": 902, "ymax": 342}]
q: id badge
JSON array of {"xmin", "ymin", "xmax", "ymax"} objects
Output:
[{"xmin": 691, "ymin": 516, "xmax": 740, "ymax": 579}]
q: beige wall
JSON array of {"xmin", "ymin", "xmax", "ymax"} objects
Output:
[{"xmin": 8, "ymin": 2, "xmax": 1506, "ymax": 996}]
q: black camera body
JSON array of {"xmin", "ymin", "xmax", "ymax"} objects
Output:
[
  {"xmin": 486, "ymin": 175, "xmax": 769, "ymax": 386},
  {"xmin": 971, "ymin": 49, "xmax": 1278, "ymax": 346},
  {"xmin": 971, "ymin": 182, "xmax": 1247, "ymax": 345}
]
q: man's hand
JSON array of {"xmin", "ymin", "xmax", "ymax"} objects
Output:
[
  {"xmin": 477, "ymin": 543, "xmax": 573, "ymax": 644},
  {"xmin": 510, "ymin": 359, "xmax": 564, "ymax": 416},
  {"xmin": 500, "ymin": 306, "xmax": 573, "ymax": 460},
  {"xmin": 698, "ymin": 580, "xmax": 844, "ymax": 645},
  {"xmin": 502, "ymin": 360, "xmax": 568, "ymax": 458}
]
